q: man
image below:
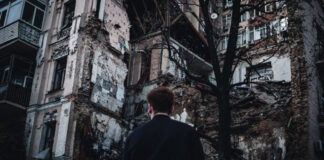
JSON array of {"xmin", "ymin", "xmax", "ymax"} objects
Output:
[{"xmin": 123, "ymin": 87, "xmax": 204, "ymax": 160}]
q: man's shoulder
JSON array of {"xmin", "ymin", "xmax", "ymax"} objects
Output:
[
  {"xmin": 169, "ymin": 119, "xmax": 196, "ymax": 132},
  {"xmin": 128, "ymin": 121, "xmax": 148, "ymax": 136}
]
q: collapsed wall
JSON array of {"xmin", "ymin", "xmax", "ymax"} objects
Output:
[
  {"xmin": 126, "ymin": 74, "xmax": 293, "ymax": 160},
  {"xmin": 72, "ymin": 16, "xmax": 129, "ymax": 160}
]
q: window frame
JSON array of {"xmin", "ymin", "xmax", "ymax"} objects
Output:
[
  {"xmin": 0, "ymin": 2, "xmax": 9, "ymax": 27},
  {"xmin": 265, "ymin": 4, "xmax": 272, "ymax": 13},
  {"xmin": 222, "ymin": 14, "xmax": 231, "ymax": 30},
  {"xmin": 21, "ymin": 0, "xmax": 45, "ymax": 29},
  {"xmin": 220, "ymin": 36, "xmax": 228, "ymax": 51},
  {"xmin": 240, "ymin": 12, "xmax": 247, "ymax": 22},
  {"xmin": 6, "ymin": 1, "xmax": 23, "ymax": 25},
  {"xmin": 61, "ymin": 0, "xmax": 76, "ymax": 29},
  {"xmin": 249, "ymin": 27, "xmax": 254, "ymax": 44},
  {"xmin": 51, "ymin": 57, "xmax": 67, "ymax": 91},
  {"xmin": 247, "ymin": 62, "xmax": 273, "ymax": 85}
]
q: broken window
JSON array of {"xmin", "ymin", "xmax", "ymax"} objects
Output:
[
  {"xmin": 220, "ymin": 36, "xmax": 228, "ymax": 51},
  {"xmin": 248, "ymin": 62, "xmax": 273, "ymax": 83},
  {"xmin": 240, "ymin": 12, "xmax": 247, "ymax": 22},
  {"xmin": 61, "ymin": 0, "xmax": 75, "ymax": 29},
  {"xmin": 249, "ymin": 27, "xmax": 254, "ymax": 44},
  {"xmin": 0, "ymin": 8, "xmax": 7, "ymax": 27},
  {"xmin": 38, "ymin": 112, "xmax": 57, "ymax": 159},
  {"xmin": 22, "ymin": 0, "xmax": 45, "ymax": 29},
  {"xmin": 52, "ymin": 57, "xmax": 67, "ymax": 91},
  {"xmin": 265, "ymin": 4, "xmax": 272, "ymax": 13},
  {"xmin": 222, "ymin": 14, "xmax": 231, "ymax": 30},
  {"xmin": 237, "ymin": 29, "xmax": 246, "ymax": 47}
]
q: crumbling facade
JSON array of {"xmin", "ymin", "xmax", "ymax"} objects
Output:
[
  {"xmin": 19, "ymin": 0, "xmax": 324, "ymax": 160},
  {"xmin": 124, "ymin": 0, "xmax": 324, "ymax": 160},
  {"xmin": 25, "ymin": 0, "xmax": 130, "ymax": 159}
]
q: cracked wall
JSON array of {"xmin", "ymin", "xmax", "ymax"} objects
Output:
[{"xmin": 90, "ymin": 48, "xmax": 128, "ymax": 114}]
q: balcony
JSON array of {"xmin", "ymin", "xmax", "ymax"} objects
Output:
[
  {"xmin": 0, "ymin": 20, "xmax": 41, "ymax": 47},
  {"xmin": 0, "ymin": 83, "xmax": 31, "ymax": 107}
]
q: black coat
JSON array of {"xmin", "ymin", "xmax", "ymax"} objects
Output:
[{"xmin": 122, "ymin": 115, "xmax": 205, "ymax": 160}]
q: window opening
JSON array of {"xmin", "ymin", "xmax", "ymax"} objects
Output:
[
  {"xmin": 22, "ymin": 1, "xmax": 45, "ymax": 29},
  {"xmin": 61, "ymin": 0, "xmax": 75, "ymax": 29},
  {"xmin": 6, "ymin": 1, "xmax": 22, "ymax": 24},
  {"xmin": 52, "ymin": 57, "xmax": 67, "ymax": 91},
  {"xmin": 247, "ymin": 62, "xmax": 273, "ymax": 85},
  {"xmin": 0, "ymin": 9, "xmax": 7, "ymax": 27},
  {"xmin": 220, "ymin": 36, "xmax": 228, "ymax": 50},
  {"xmin": 222, "ymin": 14, "xmax": 231, "ymax": 30},
  {"xmin": 22, "ymin": 2, "xmax": 34, "ymax": 24},
  {"xmin": 249, "ymin": 27, "xmax": 254, "ymax": 44}
]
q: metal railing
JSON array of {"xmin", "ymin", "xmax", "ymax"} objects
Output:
[
  {"xmin": 0, "ymin": 83, "xmax": 31, "ymax": 107},
  {"xmin": 0, "ymin": 20, "xmax": 41, "ymax": 47}
]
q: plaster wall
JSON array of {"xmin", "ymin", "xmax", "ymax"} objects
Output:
[
  {"xmin": 90, "ymin": 48, "xmax": 128, "ymax": 113},
  {"xmin": 104, "ymin": 0, "xmax": 130, "ymax": 53},
  {"xmin": 55, "ymin": 102, "xmax": 72, "ymax": 157},
  {"xmin": 232, "ymin": 54, "xmax": 291, "ymax": 84}
]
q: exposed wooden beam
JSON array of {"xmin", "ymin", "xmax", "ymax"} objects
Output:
[
  {"xmin": 130, "ymin": 1, "xmax": 146, "ymax": 34},
  {"xmin": 171, "ymin": 14, "xmax": 183, "ymax": 25},
  {"xmin": 153, "ymin": 0, "xmax": 165, "ymax": 26}
]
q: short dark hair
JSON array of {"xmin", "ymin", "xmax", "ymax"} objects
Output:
[{"xmin": 146, "ymin": 87, "xmax": 174, "ymax": 114}]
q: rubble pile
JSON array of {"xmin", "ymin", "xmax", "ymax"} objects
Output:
[
  {"xmin": 170, "ymin": 81, "xmax": 291, "ymax": 159},
  {"xmin": 129, "ymin": 80, "xmax": 292, "ymax": 159}
]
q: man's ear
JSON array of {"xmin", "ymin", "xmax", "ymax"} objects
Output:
[
  {"xmin": 170, "ymin": 105, "xmax": 174, "ymax": 114},
  {"xmin": 148, "ymin": 104, "xmax": 153, "ymax": 113}
]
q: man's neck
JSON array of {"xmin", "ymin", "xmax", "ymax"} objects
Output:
[
  {"xmin": 150, "ymin": 112, "xmax": 169, "ymax": 119},
  {"xmin": 154, "ymin": 112, "xmax": 169, "ymax": 117}
]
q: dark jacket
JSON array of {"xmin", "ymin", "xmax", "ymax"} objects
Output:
[{"xmin": 122, "ymin": 115, "xmax": 204, "ymax": 160}]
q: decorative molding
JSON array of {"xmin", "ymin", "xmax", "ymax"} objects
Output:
[
  {"xmin": 43, "ymin": 111, "xmax": 57, "ymax": 123},
  {"xmin": 57, "ymin": 27, "xmax": 71, "ymax": 40},
  {"xmin": 52, "ymin": 45, "xmax": 69, "ymax": 60}
]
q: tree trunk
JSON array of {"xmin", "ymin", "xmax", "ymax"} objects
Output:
[{"xmin": 217, "ymin": 86, "xmax": 232, "ymax": 160}]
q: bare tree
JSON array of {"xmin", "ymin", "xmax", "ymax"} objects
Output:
[{"xmin": 160, "ymin": 0, "xmax": 288, "ymax": 159}]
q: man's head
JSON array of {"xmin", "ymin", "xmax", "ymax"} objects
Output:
[{"xmin": 146, "ymin": 87, "xmax": 175, "ymax": 115}]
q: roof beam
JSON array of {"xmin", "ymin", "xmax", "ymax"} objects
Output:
[{"xmin": 130, "ymin": 1, "xmax": 146, "ymax": 34}]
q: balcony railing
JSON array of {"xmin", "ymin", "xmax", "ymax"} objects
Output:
[
  {"xmin": 0, "ymin": 83, "xmax": 31, "ymax": 107},
  {"xmin": 0, "ymin": 20, "xmax": 41, "ymax": 47}
]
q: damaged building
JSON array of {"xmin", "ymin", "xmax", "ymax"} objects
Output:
[
  {"xmin": 122, "ymin": 0, "xmax": 324, "ymax": 159},
  {"xmin": 0, "ymin": 0, "xmax": 317, "ymax": 159},
  {"xmin": 25, "ymin": 0, "xmax": 130, "ymax": 159}
]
